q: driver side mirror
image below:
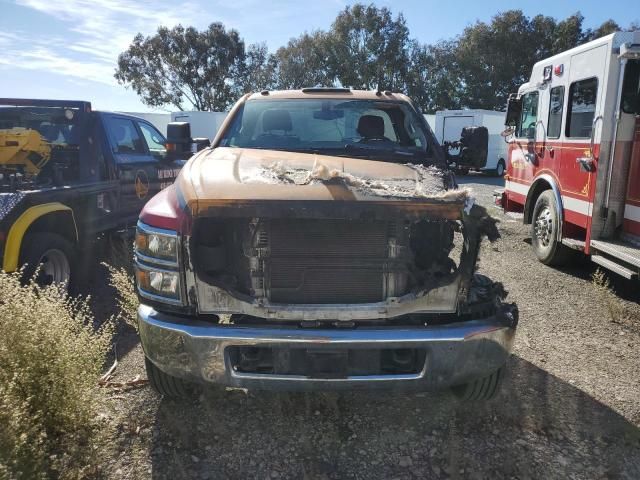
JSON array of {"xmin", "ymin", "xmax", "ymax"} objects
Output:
[
  {"xmin": 505, "ymin": 95, "xmax": 522, "ymax": 127},
  {"xmin": 166, "ymin": 122, "xmax": 210, "ymax": 159},
  {"xmin": 166, "ymin": 122, "xmax": 191, "ymax": 155}
]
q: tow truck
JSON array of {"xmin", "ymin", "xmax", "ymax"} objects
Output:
[
  {"xmin": 0, "ymin": 98, "xmax": 197, "ymax": 289},
  {"xmin": 497, "ymin": 31, "xmax": 640, "ymax": 278}
]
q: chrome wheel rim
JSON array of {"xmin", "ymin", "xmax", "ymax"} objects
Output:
[
  {"xmin": 497, "ymin": 163, "xmax": 505, "ymax": 176},
  {"xmin": 38, "ymin": 249, "xmax": 71, "ymax": 287},
  {"xmin": 534, "ymin": 207, "xmax": 553, "ymax": 247}
]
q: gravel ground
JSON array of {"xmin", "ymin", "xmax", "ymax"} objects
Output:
[{"xmin": 98, "ymin": 173, "xmax": 640, "ymax": 479}]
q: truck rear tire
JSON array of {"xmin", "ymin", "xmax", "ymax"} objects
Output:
[
  {"xmin": 145, "ymin": 356, "xmax": 195, "ymax": 399},
  {"xmin": 451, "ymin": 368, "xmax": 503, "ymax": 401},
  {"xmin": 531, "ymin": 191, "xmax": 574, "ymax": 266},
  {"xmin": 20, "ymin": 232, "xmax": 76, "ymax": 292}
]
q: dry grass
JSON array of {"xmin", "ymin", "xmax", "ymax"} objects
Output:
[
  {"xmin": 104, "ymin": 264, "xmax": 138, "ymax": 333},
  {"xmin": 0, "ymin": 272, "xmax": 114, "ymax": 479},
  {"xmin": 591, "ymin": 269, "xmax": 627, "ymax": 324}
]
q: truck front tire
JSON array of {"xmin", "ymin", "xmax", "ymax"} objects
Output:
[
  {"xmin": 145, "ymin": 356, "xmax": 195, "ymax": 399},
  {"xmin": 494, "ymin": 159, "xmax": 506, "ymax": 177},
  {"xmin": 531, "ymin": 191, "xmax": 574, "ymax": 266},
  {"xmin": 20, "ymin": 232, "xmax": 76, "ymax": 292},
  {"xmin": 451, "ymin": 368, "xmax": 504, "ymax": 401}
]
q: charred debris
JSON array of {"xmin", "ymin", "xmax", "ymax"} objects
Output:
[{"xmin": 188, "ymin": 160, "xmax": 504, "ymax": 325}]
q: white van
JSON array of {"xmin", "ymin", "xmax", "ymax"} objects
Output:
[{"xmin": 435, "ymin": 109, "xmax": 508, "ymax": 176}]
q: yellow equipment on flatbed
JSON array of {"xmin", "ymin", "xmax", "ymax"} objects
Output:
[{"xmin": 0, "ymin": 127, "xmax": 51, "ymax": 175}]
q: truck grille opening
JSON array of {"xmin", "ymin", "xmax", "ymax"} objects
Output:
[
  {"xmin": 193, "ymin": 216, "xmax": 459, "ymax": 305},
  {"xmin": 228, "ymin": 345, "xmax": 427, "ymax": 377},
  {"xmin": 267, "ymin": 219, "xmax": 392, "ymax": 303}
]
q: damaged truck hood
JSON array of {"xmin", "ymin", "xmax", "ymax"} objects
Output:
[{"xmin": 177, "ymin": 147, "xmax": 469, "ymax": 216}]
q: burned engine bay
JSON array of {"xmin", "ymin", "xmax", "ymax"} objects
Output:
[{"xmin": 183, "ymin": 159, "xmax": 502, "ymax": 325}]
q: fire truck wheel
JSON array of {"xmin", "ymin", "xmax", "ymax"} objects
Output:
[
  {"xmin": 531, "ymin": 190, "xmax": 573, "ymax": 265},
  {"xmin": 20, "ymin": 232, "xmax": 77, "ymax": 293}
]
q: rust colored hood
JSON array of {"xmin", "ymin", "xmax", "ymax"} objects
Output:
[{"xmin": 177, "ymin": 147, "xmax": 467, "ymax": 216}]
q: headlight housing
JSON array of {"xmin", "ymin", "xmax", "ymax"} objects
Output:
[
  {"xmin": 134, "ymin": 222, "xmax": 184, "ymax": 305},
  {"xmin": 135, "ymin": 227, "xmax": 178, "ymax": 264}
]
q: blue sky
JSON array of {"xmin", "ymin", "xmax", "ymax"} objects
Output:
[{"xmin": 1, "ymin": 0, "xmax": 638, "ymax": 112}]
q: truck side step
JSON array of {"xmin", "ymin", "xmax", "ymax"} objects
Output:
[
  {"xmin": 590, "ymin": 239, "xmax": 640, "ymax": 268},
  {"xmin": 591, "ymin": 255, "xmax": 638, "ymax": 280},
  {"xmin": 561, "ymin": 238, "xmax": 585, "ymax": 251}
]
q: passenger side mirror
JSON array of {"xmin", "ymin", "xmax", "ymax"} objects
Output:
[
  {"xmin": 505, "ymin": 95, "xmax": 522, "ymax": 127},
  {"xmin": 192, "ymin": 138, "xmax": 211, "ymax": 152}
]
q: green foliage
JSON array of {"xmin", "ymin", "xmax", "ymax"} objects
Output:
[
  {"xmin": 327, "ymin": 4, "xmax": 410, "ymax": 91},
  {"xmin": 0, "ymin": 272, "xmax": 113, "ymax": 479},
  {"xmin": 450, "ymin": 10, "xmax": 632, "ymax": 110},
  {"xmin": 272, "ymin": 32, "xmax": 333, "ymax": 89},
  {"xmin": 406, "ymin": 40, "xmax": 463, "ymax": 112},
  {"xmin": 116, "ymin": 23, "xmax": 249, "ymax": 111},
  {"xmin": 115, "ymin": 4, "xmax": 637, "ymax": 112},
  {"xmin": 235, "ymin": 43, "xmax": 278, "ymax": 95}
]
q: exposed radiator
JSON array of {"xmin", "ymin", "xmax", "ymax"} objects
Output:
[{"xmin": 254, "ymin": 219, "xmax": 408, "ymax": 304}]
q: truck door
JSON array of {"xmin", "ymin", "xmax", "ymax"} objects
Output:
[
  {"xmin": 104, "ymin": 115, "xmax": 180, "ymax": 226},
  {"xmin": 136, "ymin": 120, "xmax": 183, "ymax": 190},
  {"xmin": 560, "ymin": 45, "xmax": 607, "ymax": 229}
]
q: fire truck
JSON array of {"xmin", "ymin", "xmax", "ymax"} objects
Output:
[{"xmin": 498, "ymin": 31, "xmax": 640, "ymax": 279}]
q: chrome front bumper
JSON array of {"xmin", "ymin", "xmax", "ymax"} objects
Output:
[{"xmin": 138, "ymin": 304, "xmax": 518, "ymax": 392}]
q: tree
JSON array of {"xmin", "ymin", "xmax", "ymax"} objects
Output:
[
  {"xmin": 115, "ymin": 23, "xmax": 245, "ymax": 111},
  {"xmin": 447, "ymin": 10, "xmax": 621, "ymax": 110},
  {"xmin": 116, "ymin": 7, "xmax": 637, "ymax": 112},
  {"xmin": 272, "ymin": 32, "xmax": 334, "ymax": 89},
  {"xmin": 234, "ymin": 43, "xmax": 277, "ymax": 95},
  {"xmin": 326, "ymin": 4, "xmax": 410, "ymax": 90},
  {"xmin": 455, "ymin": 10, "xmax": 542, "ymax": 110},
  {"xmin": 552, "ymin": 13, "xmax": 585, "ymax": 53},
  {"xmin": 584, "ymin": 19, "xmax": 622, "ymax": 42},
  {"xmin": 406, "ymin": 40, "xmax": 462, "ymax": 113}
]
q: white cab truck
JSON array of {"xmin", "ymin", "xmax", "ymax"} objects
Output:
[{"xmin": 435, "ymin": 109, "xmax": 508, "ymax": 176}]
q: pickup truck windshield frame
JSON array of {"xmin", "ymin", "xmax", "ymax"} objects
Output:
[{"xmin": 218, "ymin": 98, "xmax": 431, "ymax": 163}]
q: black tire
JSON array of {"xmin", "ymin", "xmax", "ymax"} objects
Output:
[
  {"xmin": 531, "ymin": 190, "xmax": 574, "ymax": 266},
  {"xmin": 145, "ymin": 356, "xmax": 195, "ymax": 399},
  {"xmin": 451, "ymin": 368, "xmax": 503, "ymax": 402},
  {"xmin": 457, "ymin": 167, "xmax": 470, "ymax": 175},
  {"xmin": 19, "ymin": 232, "xmax": 77, "ymax": 292},
  {"xmin": 494, "ymin": 159, "xmax": 506, "ymax": 177}
]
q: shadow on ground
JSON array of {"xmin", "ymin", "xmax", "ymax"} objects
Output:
[
  {"xmin": 456, "ymin": 173, "xmax": 505, "ymax": 188},
  {"xmin": 148, "ymin": 356, "xmax": 640, "ymax": 479}
]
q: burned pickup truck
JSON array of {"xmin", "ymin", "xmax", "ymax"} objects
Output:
[{"xmin": 135, "ymin": 89, "xmax": 517, "ymax": 400}]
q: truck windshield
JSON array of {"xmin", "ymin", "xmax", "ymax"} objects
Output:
[
  {"xmin": 0, "ymin": 106, "xmax": 81, "ymax": 147},
  {"xmin": 218, "ymin": 99, "xmax": 430, "ymax": 162}
]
